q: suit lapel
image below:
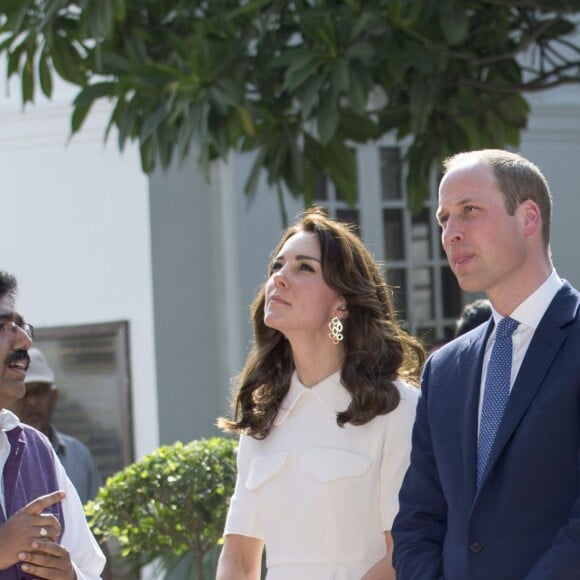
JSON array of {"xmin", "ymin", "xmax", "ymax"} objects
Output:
[{"xmin": 477, "ymin": 283, "xmax": 579, "ymax": 490}]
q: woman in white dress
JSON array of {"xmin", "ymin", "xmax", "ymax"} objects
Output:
[{"xmin": 216, "ymin": 207, "xmax": 425, "ymax": 580}]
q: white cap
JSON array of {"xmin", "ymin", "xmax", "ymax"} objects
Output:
[{"xmin": 25, "ymin": 348, "xmax": 55, "ymax": 384}]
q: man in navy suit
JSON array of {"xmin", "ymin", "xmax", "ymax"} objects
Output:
[{"xmin": 392, "ymin": 149, "xmax": 580, "ymax": 579}]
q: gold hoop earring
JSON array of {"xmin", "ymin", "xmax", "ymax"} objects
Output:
[{"xmin": 328, "ymin": 316, "xmax": 344, "ymax": 345}]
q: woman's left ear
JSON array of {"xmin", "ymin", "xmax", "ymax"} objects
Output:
[{"xmin": 337, "ymin": 302, "xmax": 349, "ymax": 319}]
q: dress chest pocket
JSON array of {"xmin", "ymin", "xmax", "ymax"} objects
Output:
[
  {"xmin": 245, "ymin": 451, "xmax": 288, "ymax": 491},
  {"xmin": 300, "ymin": 448, "xmax": 372, "ymax": 482}
]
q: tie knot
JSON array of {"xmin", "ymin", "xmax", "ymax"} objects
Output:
[{"xmin": 496, "ymin": 316, "xmax": 519, "ymax": 339}]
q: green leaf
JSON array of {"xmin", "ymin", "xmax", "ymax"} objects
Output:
[
  {"xmin": 22, "ymin": 55, "xmax": 34, "ymax": 104},
  {"xmin": 140, "ymin": 105, "xmax": 169, "ymax": 142},
  {"xmin": 5, "ymin": 0, "xmax": 32, "ymax": 36},
  {"xmin": 347, "ymin": 69, "xmax": 367, "ymax": 115},
  {"xmin": 405, "ymin": 140, "xmax": 433, "ymax": 214},
  {"xmin": 73, "ymin": 82, "xmax": 117, "ymax": 107},
  {"xmin": 339, "ymin": 111, "xmax": 380, "ymax": 142},
  {"xmin": 301, "ymin": 75, "xmax": 325, "ymax": 120},
  {"xmin": 496, "ymin": 94, "xmax": 529, "ymax": 128},
  {"xmin": 117, "ymin": 94, "xmax": 140, "ymax": 151},
  {"xmin": 317, "ymin": 98, "xmax": 339, "ymax": 145},
  {"xmin": 264, "ymin": 134, "xmax": 289, "ymax": 186},
  {"xmin": 283, "ymin": 57, "xmax": 321, "ymax": 93},
  {"xmin": 351, "ymin": 13, "xmax": 378, "ymax": 41},
  {"xmin": 325, "ymin": 139, "xmax": 358, "ymax": 206},
  {"xmin": 439, "ymin": 2, "xmax": 470, "ymax": 46},
  {"xmin": 50, "ymin": 35, "xmax": 86, "ymax": 86},
  {"xmin": 157, "ymin": 125, "xmax": 175, "ymax": 169},
  {"xmin": 331, "ymin": 59, "xmax": 349, "ymax": 93},
  {"xmin": 270, "ymin": 47, "xmax": 314, "ymax": 69},
  {"xmin": 300, "ymin": 11, "xmax": 336, "ymax": 47},
  {"xmin": 243, "ymin": 146, "xmax": 269, "ymax": 200},
  {"xmin": 71, "ymin": 103, "xmax": 92, "ymax": 133},
  {"xmin": 38, "ymin": 49, "xmax": 53, "ymax": 98},
  {"xmin": 38, "ymin": 0, "xmax": 66, "ymax": 31},
  {"xmin": 100, "ymin": 51, "xmax": 132, "ymax": 74},
  {"xmin": 347, "ymin": 40, "xmax": 375, "ymax": 63},
  {"xmin": 409, "ymin": 79, "xmax": 435, "ymax": 134},
  {"xmin": 284, "ymin": 129, "xmax": 304, "ymax": 193},
  {"xmin": 114, "ymin": 0, "xmax": 127, "ymax": 22},
  {"xmin": 7, "ymin": 41, "xmax": 26, "ymax": 77},
  {"xmin": 539, "ymin": 17, "xmax": 576, "ymax": 40},
  {"xmin": 236, "ymin": 106, "xmax": 255, "ymax": 137},
  {"xmin": 208, "ymin": 85, "xmax": 232, "ymax": 115}
]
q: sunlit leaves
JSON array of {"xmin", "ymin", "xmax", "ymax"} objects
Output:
[
  {"xmin": 2, "ymin": 0, "xmax": 580, "ymax": 212},
  {"xmin": 85, "ymin": 437, "xmax": 237, "ymax": 570}
]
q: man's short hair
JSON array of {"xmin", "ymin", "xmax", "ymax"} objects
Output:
[{"xmin": 0, "ymin": 271, "xmax": 18, "ymax": 301}]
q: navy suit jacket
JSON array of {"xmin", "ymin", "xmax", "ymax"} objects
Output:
[{"xmin": 392, "ymin": 282, "xmax": 580, "ymax": 580}]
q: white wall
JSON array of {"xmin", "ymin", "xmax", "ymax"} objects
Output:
[
  {"xmin": 521, "ymin": 87, "xmax": 580, "ymax": 289},
  {"xmin": 0, "ymin": 77, "xmax": 159, "ymax": 460}
]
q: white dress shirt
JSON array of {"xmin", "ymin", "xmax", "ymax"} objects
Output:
[
  {"xmin": 478, "ymin": 270, "xmax": 563, "ymax": 431},
  {"xmin": 0, "ymin": 409, "xmax": 105, "ymax": 579},
  {"xmin": 225, "ymin": 370, "xmax": 419, "ymax": 580}
]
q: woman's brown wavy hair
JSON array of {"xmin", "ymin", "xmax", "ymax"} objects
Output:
[{"xmin": 218, "ymin": 207, "xmax": 425, "ymax": 439}]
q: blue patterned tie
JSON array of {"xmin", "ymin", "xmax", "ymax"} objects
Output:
[{"xmin": 477, "ymin": 317, "xmax": 519, "ymax": 487}]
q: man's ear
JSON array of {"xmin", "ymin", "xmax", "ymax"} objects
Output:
[{"xmin": 521, "ymin": 199, "xmax": 541, "ymax": 237}]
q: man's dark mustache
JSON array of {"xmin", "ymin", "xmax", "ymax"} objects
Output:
[{"xmin": 5, "ymin": 350, "xmax": 30, "ymax": 367}]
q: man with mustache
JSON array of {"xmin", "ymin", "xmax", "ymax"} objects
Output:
[
  {"xmin": 9, "ymin": 348, "xmax": 104, "ymax": 507},
  {"xmin": 0, "ymin": 271, "xmax": 104, "ymax": 579},
  {"xmin": 8, "ymin": 347, "xmax": 113, "ymax": 579},
  {"xmin": 393, "ymin": 150, "xmax": 580, "ymax": 579}
]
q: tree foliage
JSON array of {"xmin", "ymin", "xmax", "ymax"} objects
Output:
[
  {"xmin": 2, "ymin": 0, "xmax": 580, "ymax": 212},
  {"xmin": 85, "ymin": 437, "xmax": 237, "ymax": 579}
]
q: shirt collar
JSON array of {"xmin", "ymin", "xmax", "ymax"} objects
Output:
[
  {"xmin": 274, "ymin": 370, "xmax": 350, "ymax": 425},
  {"xmin": 0, "ymin": 409, "xmax": 20, "ymax": 432},
  {"xmin": 491, "ymin": 269, "xmax": 563, "ymax": 330}
]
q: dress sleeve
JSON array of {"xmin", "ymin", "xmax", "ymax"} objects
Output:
[
  {"xmin": 223, "ymin": 434, "xmax": 264, "ymax": 540},
  {"xmin": 379, "ymin": 381, "xmax": 419, "ymax": 530},
  {"xmin": 54, "ymin": 451, "xmax": 106, "ymax": 580}
]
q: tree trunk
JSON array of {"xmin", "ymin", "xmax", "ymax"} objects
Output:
[{"xmin": 192, "ymin": 547, "xmax": 202, "ymax": 579}]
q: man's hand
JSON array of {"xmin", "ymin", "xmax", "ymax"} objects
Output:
[
  {"xmin": 18, "ymin": 538, "xmax": 76, "ymax": 580},
  {"xmin": 0, "ymin": 490, "xmax": 71, "ymax": 577}
]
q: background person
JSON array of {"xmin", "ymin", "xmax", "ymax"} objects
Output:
[
  {"xmin": 427, "ymin": 298, "xmax": 492, "ymax": 356},
  {"xmin": 0, "ymin": 270, "xmax": 104, "ymax": 579},
  {"xmin": 454, "ymin": 298, "xmax": 491, "ymax": 338},
  {"xmin": 10, "ymin": 348, "xmax": 102, "ymax": 505},
  {"xmin": 216, "ymin": 207, "xmax": 425, "ymax": 580},
  {"xmin": 393, "ymin": 149, "xmax": 580, "ymax": 579},
  {"xmin": 8, "ymin": 347, "xmax": 113, "ymax": 580}
]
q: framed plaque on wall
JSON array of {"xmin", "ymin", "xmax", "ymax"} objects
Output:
[{"xmin": 33, "ymin": 320, "xmax": 134, "ymax": 482}]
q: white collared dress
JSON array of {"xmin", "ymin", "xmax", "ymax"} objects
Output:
[{"xmin": 224, "ymin": 371, "xmax": 419, "ymax": 580}]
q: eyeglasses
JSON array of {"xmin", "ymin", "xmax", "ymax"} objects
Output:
[{"xmin": 0, "ymin": 319, "xmax": 34, "ymax": 338}]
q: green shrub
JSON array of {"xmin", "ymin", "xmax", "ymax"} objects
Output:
[{"xmin": 85, "ymin": 437, "xmax": 238, "ymax": 579}]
